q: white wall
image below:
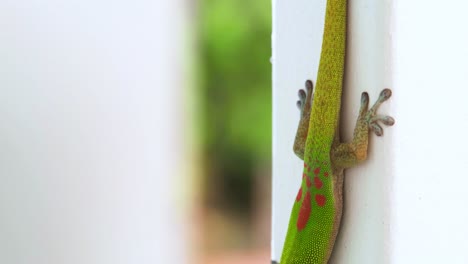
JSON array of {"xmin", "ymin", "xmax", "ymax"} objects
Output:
[
  {"xmin": 392, "ymin": 0, "xmax": 468, "ymax": 263},
  {"xmin": 272, "ymin": 0, "xmax": 393, "ymax": 263},
  {"xmin": 0, "ymin": 1, "xmax": 190, "ymax": 264}
]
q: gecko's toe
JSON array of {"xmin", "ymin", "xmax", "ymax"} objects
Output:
[
  {"xmin": 298, "ymin": 89, "xmax": 306, "ymax": 101},
  {"xmin": 297, "ymin": 89, "xmax": 306, "ymax": 110},
  {"xmin": 371, "ymin": 123, "xmax": 383, "ymax": 136},
  {"xmin": 381, "ymin": 116, "xmax": 395, "ymax": 126},
  {"xmin": 369, "ymin": 115, "xmax": 395, "ymax": 126},
  {"xmin": 379, "ymin": 88, "xmax": 392, "ymax": 101},
  {"xmin": 296, "ymin": 79, "xmax": 315, "ymax": 117},
  {"xmin": 305, "ymin": 79, "xmax": 313, "ymax": 92},
  {"xmin": 296, "ymin": 100, "xmax": 302, "ymax": 110},
  {"xmin": 361, "ymin": 92, "xmax": 369, "ymax": 106}
]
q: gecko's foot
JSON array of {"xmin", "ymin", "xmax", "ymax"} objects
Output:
[
  {"xmin": 362, "ymin": 88, "xmax": 395, "ymax": 136},
  {"xmin": 293, "ymin": 80, "xmax": 314, "ymax": 159},
  {"xmin": 296, "ymin": 80, "xmax": 314, "ymax": 118}
]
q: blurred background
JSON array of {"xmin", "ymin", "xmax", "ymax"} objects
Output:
[
  {"xmin": 3, "ymin": 1, "xmax": 461, "ymax": 263},
  {"xmin": 0, "ymin": 0, "xmax": 271, "ymax": 263},
  {"xmin": 195, "ymin": 0, "xmax": 272, "ymax": 263}
]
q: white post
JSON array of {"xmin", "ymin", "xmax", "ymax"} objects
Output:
[
  {"xmin": 0, "ymin": 1, "xmax": 190, "ymax": 264},
  {"xmin": 272, "ymin": 0, "xmax": 393, "ymax": 263}
]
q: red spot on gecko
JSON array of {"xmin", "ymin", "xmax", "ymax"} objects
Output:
[
  {"xmin": 315, "ymin": 194, "xmax": 326, "ymax": 207},
  {"xmin": 296, "ymin": 187, "xmax": 303, "ymax": 202},
  {"xmin": 314, "ymin": 167, "xmax": 320, "ymax": 175},
  {"xmin": 314, "ymin": 177, "xmax": 323, "ymax": 189},
  {"xmin": 324, "ymin": 172, "xmax": 329, "ymax": 177},
  {"xmin": 304, "ymin": 163, "xmax": 308, "ymax": 168},
  {"xmin": 297, "ymin": 191, "xmax": 311, "ymax": 231},
  {"xmin": 302, "ymin": 173, "xmax": 306, "ymax": 179},
  {"xmin": 306, "ymin": 176, "xmax": 312, "ymax": 187}
]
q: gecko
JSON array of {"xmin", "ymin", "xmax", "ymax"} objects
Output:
[{"xmin": 272, "ymin": 0, "xmax": 394, "ymax": 263}]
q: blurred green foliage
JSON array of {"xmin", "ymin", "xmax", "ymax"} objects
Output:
[{"xmin": 198, "ymin": 0, "xmax": 271, "ymax": 213}]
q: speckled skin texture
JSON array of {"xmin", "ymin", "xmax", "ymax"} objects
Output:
[{"xmin": 275, "ymin": 0, "xmax": 394, "ymax": 263}]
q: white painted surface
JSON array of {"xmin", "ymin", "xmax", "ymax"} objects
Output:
[
  {"xmin": 392, "ymin": 0, "xmax": 468, "ymax": 263},
  {"xmin": 0, "ymin": 1, "xmax": 189, "ymax": 264},
  {"xmin": 272, "ymin": 0, "xmax": 392, "ymax": 263}
]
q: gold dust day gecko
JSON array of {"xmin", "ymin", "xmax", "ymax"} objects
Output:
[{"xmin": 273, "ymin": 0, "xmax": 394, "ymax": 263}]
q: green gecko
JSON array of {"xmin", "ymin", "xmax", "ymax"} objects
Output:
[{"xmin": 273, "ymin": 0, "xmax": 394, "ymax": 263}]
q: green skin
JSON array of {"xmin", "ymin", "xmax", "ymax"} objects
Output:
[{"xmin": 274, "ymin": 0, "xmax": 394, "ymax": 263}]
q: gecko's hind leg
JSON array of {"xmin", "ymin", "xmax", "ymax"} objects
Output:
[
  {"xmin": 333, "ymin": 89, "xmax": 394, "ymax": 168},
  {"xmin": 293, "ymin": 80, "xmax": 314, "ymax": 160}
]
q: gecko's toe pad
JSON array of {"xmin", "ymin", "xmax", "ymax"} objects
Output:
[
  {"xmin": 379, "ymin": 88, "xmax": 392, "ymax": 101},
  {"xmin": 305, "ymin": 79, "xmax": 313, "ymax": 92},
  {"xmin": 361, "ymin": 92, "xmax": 369, "ymax": 105}
]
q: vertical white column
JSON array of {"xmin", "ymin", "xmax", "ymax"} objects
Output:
[
  {"xmin": 0, "ymin": 1, "xmax": 189, "ymax": 264},
  {"xmin": 272, "ymin": 0, "xmax": 392, "ymax": 263}
]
